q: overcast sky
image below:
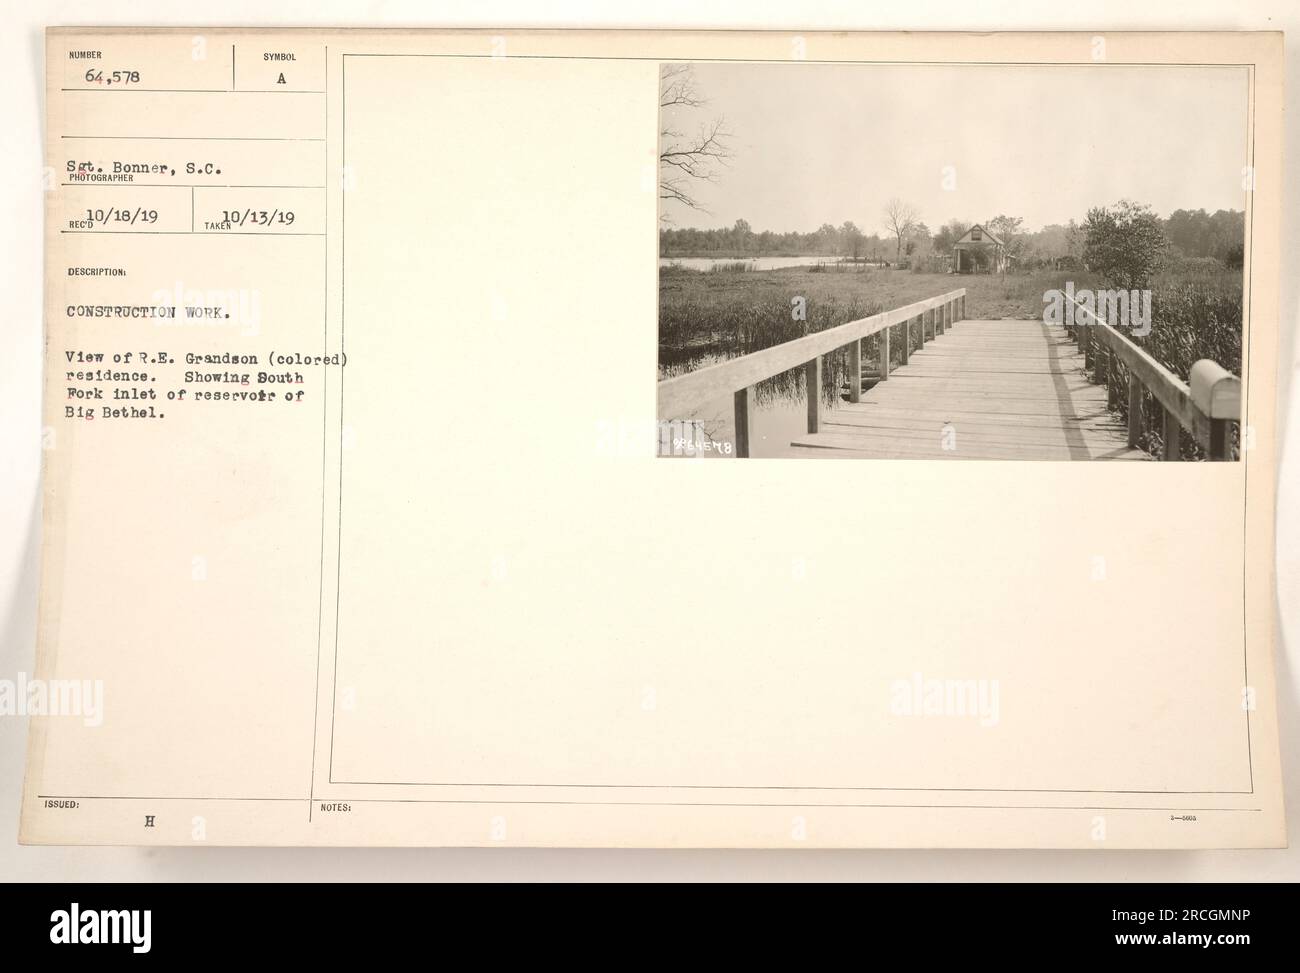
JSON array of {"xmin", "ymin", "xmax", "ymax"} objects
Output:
[{"xmin": 661, "ymin": 62, "xmax": 1249, "ymax": 234}]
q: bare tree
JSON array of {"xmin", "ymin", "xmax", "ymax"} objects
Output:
[
  {"xmin": 659, "ymin": 65, "xmax": 732, "ymax": 220},
  {"xmin": 883, "ymin": 198, "xmax": 918, "ymax": 264}
]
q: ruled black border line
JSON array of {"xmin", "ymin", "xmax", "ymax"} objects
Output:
[
  {"xmin": 59, "ymin": 88, "xmax": 325, "ymax": 93},
  {"xmin": 61, "ymin": 135, "xmax": 325, "ymax": 141},
  {"xmin": 309, "ymin": 45, "xmax": 330, "ymax": 824},
  {"xmin": 312, "ymin": 52, "xmax": 1259, "ymax": 803},
  {"xmin": 1241, "ymin": 64, "xmax": 1256, "ymax": 794},
  {"xmin": 62, "ymin": 184, "xmax": 326, "ymax": 188},
  {"xmin": 59, "ymin": 231, "xmax": 324, "ymax": 236},
  {"xmin": 35, "ymin": 795, "xmax": 1265, "ymax": 812}
]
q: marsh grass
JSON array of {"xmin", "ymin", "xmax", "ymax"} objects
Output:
[
  {"xmin": 658, "ymin": 266, "xmax": 1085, "ymax": 372},
  {"xmin": 1093, "ymin": 271, "xmax": 1243, "ymax": 459}
]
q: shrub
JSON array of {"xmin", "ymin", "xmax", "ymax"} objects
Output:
[{"xmin": 1082, "ymin": 200, "xmax": 1168, "ymax": 289}]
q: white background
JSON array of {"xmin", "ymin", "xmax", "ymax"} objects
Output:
[{"xmin": 1, "ymin": 0, "xmax": 1296, "ymax": 880}]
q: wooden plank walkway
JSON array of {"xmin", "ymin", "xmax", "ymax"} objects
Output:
[{"xmin": 788, "ymin": 319, "xmax": 1152, "ymax": 460}]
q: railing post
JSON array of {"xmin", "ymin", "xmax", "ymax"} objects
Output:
[
  {"xmin": 900, "ymin": 320, "xmax": 910, "ymax": 365},
  {"xmin": 1190, "ymin": 359, "xmax": 1241, "ymax": 461},
  {"xmin": 938, "ymin": 303, "xmax": 946, "ymax": 335},
  {"xmin": 1106, "ymin": 352, "xmax": 1118, "ymax": 409},
  {"xmin": 1082, "ymin": 324, "xmax": 1092, "ymax": 370},
  {"xmin": 1127, "ymin": 373, "xmax": 1143, "ymax": 448},
  {"xmin": 1208, "ymin": 420, "xmax": 1231, "ymax": 460},
  {"xmin": 878, "ymin": 328, "xmax": 890, "ymax": 382},
  {"xmin": 805, "ymin": 357, "xmax": 822, "ymax": 433},
  {"xmin": 733, "ymin": 387, "xmax": 753, "ymax": 458},
  {"xmin": 848, "ymin": 339, "xmax": 862, "ymax": 403},
  {"xmin": 1162, "ymin": 409, "xmax": 1180, "ymax": 460}
]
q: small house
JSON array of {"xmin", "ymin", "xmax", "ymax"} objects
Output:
[{"xmin": 952, "ymin": 224, "xmax": 1008, "ymax": 274}]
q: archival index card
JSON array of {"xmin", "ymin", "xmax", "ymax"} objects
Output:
[{"xmin": 22, "ymin": 28, "xmax": 1285, "ymax": 847}]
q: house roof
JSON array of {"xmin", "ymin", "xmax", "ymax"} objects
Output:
[{"xmin": 954, "ymin": 224, "xmax": 1005, "ymax": 247}]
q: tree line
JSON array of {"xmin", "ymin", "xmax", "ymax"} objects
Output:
[{"xmin": 660, "ymin": 206, "xmax": 1245, "ymax": 272}]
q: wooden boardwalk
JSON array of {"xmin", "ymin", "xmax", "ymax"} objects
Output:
[
  {"xmin": 787, "ymin": 319, "xmax": 1152, "ymax": 461},
  {"xmin": 657, "ymin": 288, "xmax": 1240, "ymax": 461}
]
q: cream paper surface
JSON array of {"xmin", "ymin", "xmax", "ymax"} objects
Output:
[{"xmin": 22, "ymin": 28, "xmax": 1284, "ymax": 847}]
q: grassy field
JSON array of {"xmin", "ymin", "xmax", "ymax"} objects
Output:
[{"xmin": 658, "ymin": 265, "xmax": 1095, "ymax": 382}]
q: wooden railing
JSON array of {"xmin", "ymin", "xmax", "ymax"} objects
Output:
[
  {"xmin": 657, "ymin": 289, "xmax": 967, "ymax": 457},
  {"xmin": 1058, "ymin": 290, "xmax": 1241, "ymax": 460}
]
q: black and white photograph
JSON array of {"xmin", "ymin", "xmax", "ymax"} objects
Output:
[
  {"xmin": 657, "ymin": 61, "xmax": 1249, "ymax": 460},
  {"xmin": 0, "ymin": 3, "xmax": 1294, "ymax": 943}
]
